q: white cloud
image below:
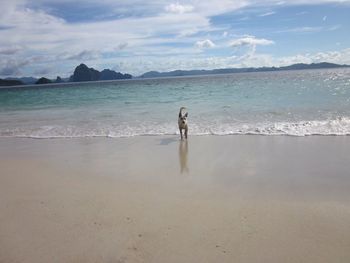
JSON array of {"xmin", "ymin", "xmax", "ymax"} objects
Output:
[
  {"xmin": 195, "ymin": 39, "xmax": 216, "ymax": 49},
  {"xmin": 34, "ymin": 67, "xmax": 53, "ymax": 76},
  {"xmin": 238, "ymin": 16, "xmax": 250, "ymax": 21},
  {"xmin": 93, "ymin": 48, "xmax": 350, "ymax": 75},
  {"xmin": 64, "ymin": 50, "xmax": 101, "ymax": 61},
  {"xmin": 323, "ymin": 15, "xmax": 327, "ymax": 21},
  {"xmin": 278, "ymin": 26, "xmax": 323, "ymax": 33},
  {"xmin": 0, "ymin": 56, "xmax": 42, "ymax": 76},
  {"xmin": 236, "ymin": 48, "xmax": 350, "ymax": 68},
  {"xmin": 296, "ymin": 11, "xmax": 308, "ymax": 15},
  {"xmin": 0, "ymin": 46, "xmax": 23, "ymax": 55},
  {"xmin": 230, "ymin": 36, "xmax": 274, "ymax": 47},
  {"xmin": 165, "ymin": 3, "xmax": 194, "ymax": 14},
  {"xmin": 117, "ymin": 42, "xmax": 128, "ymax": 50},
  {"xmin": 0, "ymin": 3, "xmax": 211, "ymax": 62},
  {"xmin": 276, "ymin": 25, "xmax": 341, "ymax": 33},
  {"xmin": 328, "ymin": 25, "xmax": 341, "ymax": 31},
  {"xmin": 259, "ymin": 11, "xmax": 276, "ymax": 16}
]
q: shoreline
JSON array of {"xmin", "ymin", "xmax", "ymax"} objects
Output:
[
  {"xmin": 1, "ymin": 130, "xmax": 350, "ymax": 140},
  {"xmin": 1, "ymin": 135, "xmax": 350, "ymax": 262}
]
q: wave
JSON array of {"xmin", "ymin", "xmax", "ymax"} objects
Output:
[{"xmin": 1, "ymin": 118, "xmax": 350, "ymax": 138}]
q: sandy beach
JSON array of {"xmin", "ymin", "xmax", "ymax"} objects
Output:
[{"xmin": 1, "ymin": 135, "xmax": 350, "ymax": 263}]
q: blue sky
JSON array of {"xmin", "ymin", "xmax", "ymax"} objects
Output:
[{"xmin": 0, "ymin": 0, "xmax": 349, "ymax": 78}]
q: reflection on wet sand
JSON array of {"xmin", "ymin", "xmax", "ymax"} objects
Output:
[{"xmin": 179, "ymin": 140, "xmax": 189, "ymax": 173}]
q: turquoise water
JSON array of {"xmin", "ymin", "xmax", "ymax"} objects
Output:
[{"xmin": 1, "ymin": 68, "xmax": 350, "ymax": 138}]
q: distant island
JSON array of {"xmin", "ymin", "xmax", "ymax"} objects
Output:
[
  {"xmin": 35, "ymin": 77, "xmax": 52, "ymax": 85},
  {"xmin": 1, "ymin": 63, "xmax": 133, "ymax": 86},
  {"xmin": 1, "ymin": 62, "xmax": 349, "ymax": 87},
  {"xmin": 140, "ymin": 62, "xmax": 350, "ymax": 78},
  {"xmin": 69, "ymin": 64, "xmax": 132, "ymax": 82},
  {"xmin": 0, "ymin": 79, "xmax": 24, "ymax": 86}
]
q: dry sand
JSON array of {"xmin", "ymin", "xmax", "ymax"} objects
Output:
[{"xmin": 1, "ymin": 135, "xmax": 350, "ymax": 263}]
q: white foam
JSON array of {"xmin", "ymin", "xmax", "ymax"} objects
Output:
[
  {"xmin": 242, "ymin": 118, "xmax": 350, "ymax": 136},
  {"xmin": 1, "ymin": 118, "xmax": 350, "ymax": 139}
]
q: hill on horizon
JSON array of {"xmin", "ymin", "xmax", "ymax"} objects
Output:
[
  {"xmin": 2, "ymin": 62, "xmax": 349, "ymax": 87},
  {"xmin": 140, "ymin": 62, "xmax": 350, "ymax": 78}
]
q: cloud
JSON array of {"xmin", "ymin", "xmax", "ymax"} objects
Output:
[
  {"xmin": 0, "ymin": 65, "xmax": 21, "ymax": 76},
  {"xmin": 328, "ymin": 24, "xmax": 341, "ymax": 31},
  {"xmin": 117, "ymin": 42, "xmax": 128, "ymax": 50},
  {"xmin": 278, "ymin": 26, "xmax": 323, "ymax": 33},
  {"xmin": 236, "ymin": 48, "xmax": 350, "ymax": 68},
  {"xmin": 276, "ymin": 25, "xmax": 341, "ymax": 33},
  {"xmin": 34, "ymin": 67, "xmax": 53, "ymax": 76},
  {"xmin": 195, "ymin": 39, "xmax": 216, "ymax": 49},
  {"xmin": 94, "ymin": 48, "xmax": 350, "ymax": 75},
  {"xmin": 230, "ymin": 36, "xmax": 274, "ymax": 48},
  {"xmin": 296, "ymin": 11, "xmax": 308, "ymax": 15},
  {"xmin": 0, "ymin": 58, "xmax": 31, "ymax": 76},
  {"xmin": 65, "ymin": 50, "xmax": 101, "ymax": 61},
  {"xmin": 0, "ymin": 46, "xmax": 23, "ymax": 55},
  {"xmin": 259, "ymin": 11, "xmax": 276, "ymax": 17},
  {"xmin": 323, "ymin": 15, "xmax": 327, "ymax": 21},
  {"xmin": 263, "ymin": 48, "xmax": 343, "ymax": 67},
  {"xmin": 165, "ymin": 3, "xmax": 194, "ymax": 14},
  {"xmin": 238, "ymin": 16, "xmax": 250, "ymax": 21},
  {"xmin": 312, "ymin": 50, "xmax": 343, "ymax": 62},
  {"xmin": 0, "ymin": 2, "xmax": 212, "ymax": 70}
]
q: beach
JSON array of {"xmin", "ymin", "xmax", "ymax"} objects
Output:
[{"xmin": 1, "ymin": 135, "xmax": 350, "ymax": 263}]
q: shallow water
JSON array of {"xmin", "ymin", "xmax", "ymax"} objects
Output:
[{"xmin": 1, "ymin": 68, "xmax": 350, "ymax": 138}]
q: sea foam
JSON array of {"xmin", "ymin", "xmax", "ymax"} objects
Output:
[{"xmin": 1, "ymin": 118, "xmax": 350, "ymax": 138}]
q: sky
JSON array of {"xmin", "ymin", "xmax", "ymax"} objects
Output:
[{"xmin": 0, "ymin": 0, "xmax": 350, "ymax": 78}]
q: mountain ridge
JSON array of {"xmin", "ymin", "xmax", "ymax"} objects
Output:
[
  {"xmin": 69, "ymin": 64, "xmax": 132, "ymax": 82},
  {"xmin": 1, "ymin": 62, "xmax": 349, "ymax": 87},
  {"xmin": 140, "ymin": 62, "xmax": 350, "ymax": 78}
]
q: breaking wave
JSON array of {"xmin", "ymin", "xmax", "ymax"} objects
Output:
[{"xmin": 1, "ymin": 117, "xmax": 350, "ymax": 138}]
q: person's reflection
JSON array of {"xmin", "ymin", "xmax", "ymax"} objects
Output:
[{"xmin": 179, "ymin": 140, "xmax": 189, "ymax": 173}]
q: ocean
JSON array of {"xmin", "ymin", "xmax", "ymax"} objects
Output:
[{"xmin": 1, "ymin": 68, "xmax": 350, "ymax": 138}]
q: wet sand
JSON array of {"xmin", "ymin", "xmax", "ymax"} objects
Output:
[{"xmin": 1, "ymin": 135, "xmax": 350, "ymax": 263}]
